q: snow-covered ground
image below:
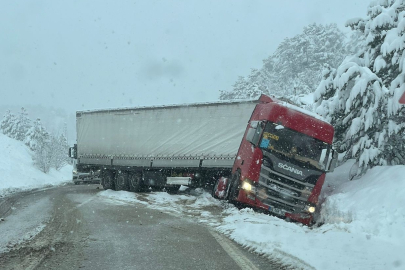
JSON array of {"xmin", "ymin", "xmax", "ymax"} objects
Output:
[
  {"xmin": 0, "ymin": 197, "xmax": 52, "ymax": 253},
  {"xmin": 99, "ymin": 163, "xmax": 405, "ymax": 270},
  {"xmin": 0, "ymin": 133, "xmax": 72, "ymax": 196}
]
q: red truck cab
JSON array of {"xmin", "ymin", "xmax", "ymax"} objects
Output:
[{"xmin": 214, "ymin": 95, "xmax": 337, "ymax": 225}]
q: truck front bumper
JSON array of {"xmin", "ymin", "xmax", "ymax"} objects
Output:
[{"xmin": 237, "ymin": 189, "xmax": 314, "ymax": 226}]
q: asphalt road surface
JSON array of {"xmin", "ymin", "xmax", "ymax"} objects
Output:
[{"xmin": 0, "ymin": 185, "xmax": 293, "ymax": 270}]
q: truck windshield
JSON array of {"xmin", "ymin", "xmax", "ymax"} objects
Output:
[{"xmin": 259, "ymin": 122, "xmax": 330, "ymax": 171}]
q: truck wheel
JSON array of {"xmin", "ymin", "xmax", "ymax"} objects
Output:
[
  {"xmin": 129, "ymin": 172, "xmax": 143, "ymax": 192},
  {"xmin": 115, "ymin": 171, "xmax": 129, "ymax": 191},
  {"xmin": 227, "ymin": 172, "xmax": 241, "ymax": 201},
  {"xmin": 102, "ymin": 171, "xmax": 116, "ymax": 190}
]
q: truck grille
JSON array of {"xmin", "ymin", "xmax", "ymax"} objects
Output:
[{"xmin": 257, "ymin": 160, "xmax": 318, "ymax": 213}]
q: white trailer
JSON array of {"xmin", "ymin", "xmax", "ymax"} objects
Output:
[{"xmin": 71, "ymin": 100, "xmax": 258, "ymax": 191}]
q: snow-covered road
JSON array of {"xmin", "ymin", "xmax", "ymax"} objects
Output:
[{"xmin": 0, "ymin": 185, "xmax": 285, "ymax": 270}]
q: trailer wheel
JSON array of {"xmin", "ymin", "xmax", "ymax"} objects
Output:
[
  {"xmin": 227, "ymin": 171, "xmax": 241, "ymax": 201},
  {"xmin": 102, "ymin": 170, "xmax": 116, "ymax": 190},
  {"xmin": 129, "ymin": 172, "xmax": 143, "ymax": 192},
  {"xmin": 115, "ymin": 171, "xmax": 129, "ymax": 191}
]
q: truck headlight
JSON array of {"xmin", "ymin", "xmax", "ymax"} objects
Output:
[
  {"xmin": 73, "ymin": 170, "xmax": 78, "ymax": 174},
  {"xmin": 241, "ymin": 181, "xmax": 252, "ymax": 191},
  {"xmin": 305, "ymin": 205, "xmax": 316, "ymax": 213}
]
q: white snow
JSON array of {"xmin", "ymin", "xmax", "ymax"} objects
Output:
[
  {"xmin": 279, "ymin": 101, "xmax": 329, "ymax": 123},
  {"xmin": 0, "ymin": 134, "xmax": 72, "ymax": 196},
  {"xmin": 97, "ymin": 190, "xmax": 148, "ymax": 206},
  {"xmin": 0, "ymin": 197, "xmax": 51, "ymax": 253},
  {"xmin": 98, "ymin": 162, "xmax": 405, "ymax": 270},
  {"xmin": 215, "ymin": 164, "xmax": 405, "ymax": 270}
]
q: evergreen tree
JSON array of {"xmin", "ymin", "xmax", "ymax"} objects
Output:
[
  {"xmin": 32, "ymin": 124, "xmax": 52, "ymax": 173},
  {"xmin": 50, "ymin": 133, "xmax": 69, "ymax": 170},
  {"xmin": 0, "ymin": 110, "xmax": 17, "ymax": 137},
  {"xmin": 315, "ymin": 0, "xmax": 405, "ymax": 174},
  {"xmin": 24, "ymin": 118, "xmax": 47, "ymax": 151},
  {"xmin": 14, "ymin": 107, "xmax": 31, "ymax": 141},
  {"xmin": 220, "ymin": 23, "xmax": 347, "ymax": 100},
  {"xmin": 34, "ymin": 140, "xmax": 52, "ymax": 173}
]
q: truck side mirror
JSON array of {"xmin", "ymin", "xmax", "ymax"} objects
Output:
[
  {"xmin": 246, "ymin": 121, "xmax": 263, "ymax": 147},
  {"xmin": 68, "ymin": 144, "xmax": 77, "ymax": 159},
  {"xmin": 327, "ymin": 149, "xmax": 338, "ymax": 172}
]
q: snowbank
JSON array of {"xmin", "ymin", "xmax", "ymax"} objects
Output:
[
  {"xmin": 217, "ymin": 163, "xmax": 405, "ymax": 270},
  {"xmin": 0, "ymin": 134, "xmax": 72, "ymax": 196},
  {"xmin": 321, "ymin": 164, "xmax": 405, "ymax": 245}
]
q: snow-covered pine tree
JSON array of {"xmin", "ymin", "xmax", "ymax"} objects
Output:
[
  {"xmin": 219, "ymin": 76, "xmax": 247, "ymax": 100},
  {"xmin": 220, "ymin": 23, "xmax": 347, "ymax": 101},
  {"xmin": 346, "ymin": 24, "xmax": 367, "ymax": 57},
  {"xmin": 50, "ymin": 133, "xmax": 69, "ymax": 170},
  {"xmin": 32, "ymin": 124, "xmax": 52, "ymax": 173},
  {"xmin": 0, "ymin": 110, "xmax": 17, "ymax": 137},
  {"xmin": 14, "ymin": 107, "xmax": 31, "ymax": 141},
  {"xmin": 315, "ymin": 57, "xmax": 386, "ymax": 172},
  {"xmin": 273, "ymin": 23, "xmax": 347, "ymax": 96},
  {"xmin": 315, "ymin": 0, "xmax": 405, "ymax": 174},
  {"xmin": 24, "ymin": 118, "xmax": 47, "ymax": 151},
  {"xmin": 379, "ymin": 0, "xmax": 405, "ymax": 165}
]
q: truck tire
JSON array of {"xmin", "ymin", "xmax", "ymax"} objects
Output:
[
  {"xmin": 102, "ymin": 170, "xmax": 116, "ymax": 190},
  {"xmin": 129, "ymin": 172, "xmax": 143, "ymax": 192},
  {"xmin": 227, "ymin": 171, "xmax": 241, "ymax": 201},
  {"xmin": 115, "ymin": 171, "xmax": 129, "ymax": 191}
]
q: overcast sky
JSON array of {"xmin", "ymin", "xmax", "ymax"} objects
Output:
[{"xmin": 1, "ymin": 0, "xmax": 371, "ymax": 112}]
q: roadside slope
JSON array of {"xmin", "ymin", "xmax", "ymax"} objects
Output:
[{"xmin": 0, "ymin": 133, "xmax": 71, "ymax": 197}]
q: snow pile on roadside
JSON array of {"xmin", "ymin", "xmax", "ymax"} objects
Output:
[
  {"xmin": 147, "ymin": 191, "xmax": 189, "ymax": 203},
  {"xmin": 217, "ymin": 164, "xmax": 405, "ymax": 270},
  {"xmin": 189, "ymin": 191, "xmax": 221, "ymax": 208},
  {"xmin": 320, "ymin": 165, "xmax": 405, "ymax": 245},
  {"xmin": 0, "ymin": 134, "xmax": 72, "ymax": 196},
  {"xmin": 99, "ymin": 190, "xmax": 148, "ymax": 205}
]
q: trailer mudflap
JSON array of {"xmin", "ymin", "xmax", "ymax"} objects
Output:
[{"xmin": 214, "ymin": 177, "xmax": 229, "ymax": 199}]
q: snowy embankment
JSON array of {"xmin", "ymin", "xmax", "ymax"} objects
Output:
[
  {"xmin": 0, "ymin": 134, "xmax": 72, "ymax": 196},
  {"xmin": 216, "ymin": 163, "xmax": 405, "ymax": 270},
  {"xmin": 99, "ymin": 163, "xmax": 405, "ymax": 270}
]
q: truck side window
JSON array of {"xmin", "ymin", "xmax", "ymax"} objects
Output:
[{"xmin": 252, "ymin": 121, "xmax": 264, "ymax": 146}]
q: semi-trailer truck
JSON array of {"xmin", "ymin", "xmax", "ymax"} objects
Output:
[{"xmin": 69, "ymin": 94, "xmax": 337, "ymax": 225}]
